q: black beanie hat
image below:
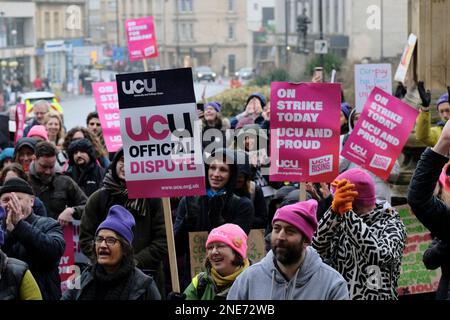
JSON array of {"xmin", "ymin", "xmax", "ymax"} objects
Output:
[
  {"xmin": 0, "ymin": 177, "xmax": 34, "ymax": 196},
  {"xmin": 67, "ymin": 138, "xmax": 96, "ymax": 165}
]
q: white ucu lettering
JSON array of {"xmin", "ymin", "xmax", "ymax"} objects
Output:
[{"xmin": 121, "ymin": 79, "xmax": 156, "ymax": 94}]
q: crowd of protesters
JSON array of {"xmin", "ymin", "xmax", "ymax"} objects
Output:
[{"xmin": 0, "ymin": 75, "xmax": 450, "ymax": 301}]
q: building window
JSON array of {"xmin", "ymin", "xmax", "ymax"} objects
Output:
[
  {"xmin": 228, "ymin": 23, "xmax": 235, "ymax": 40},
  {"xmin": 178, "ymin": 0, "xmax": 193, "ymax": 13},
  {"xmin": 228, "ymin": 0, "xmax": 235, "ymax": 12},
  {"xmin": 54, "ymin": 12, "xmax": 60, "ymax": 37},
  {"xmin": 180, "ymin": 23, "xmax": 194, "ymax": 41},
  {"xmin": 44, "ymin": 12, "xmax": 51, "ymax": 38}
]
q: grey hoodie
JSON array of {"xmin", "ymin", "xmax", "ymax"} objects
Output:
[{"xmin": 227, "ymin": 247, "xmax": 349, "ymax": 300}]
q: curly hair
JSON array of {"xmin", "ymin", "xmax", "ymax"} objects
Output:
[{"xmin": 63, "ymin": 126, "xmax": 107, "ymax": 158}]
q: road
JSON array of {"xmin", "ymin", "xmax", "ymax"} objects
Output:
[{"xmin": 61, "ymin": 77, "xmax": 230, "ymax": 131}]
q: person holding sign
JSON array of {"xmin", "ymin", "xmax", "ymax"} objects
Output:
[
  {"xmin": 63, "ymin": 205, "xmax": 161, "ymax": 300},
  {"xmin": 182, "ymin": 224, "xmax": 250, "ymax": 300},
  {"xmin": 313, "ymin": 168, "xmax": 406, "ymax": 300},
  {"xmin": 415, "ymin": 82, "xmax": 450, "ymax": 147},
  {"xmin": 408, "ymin": 120, "xmax": 450, "ymax": 298},
  {"xmin": 80, "ymin": 149, "xmax": 168, "ymax": 296},
  {"xmin": 227, "ymin": 200, "xmax": 349, "ymax": 300},
  {"xmin": 174, "ymin": 149, "xmax": 254, "ymax": 289}
]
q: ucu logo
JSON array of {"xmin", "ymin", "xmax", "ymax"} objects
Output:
[
  {"xmin": 350, "ymin": 142, "xmax": 367, "ymax": 158},
  {"xmin": 121, "ymin": 79, "xmax": 156, "ymax": 94}
]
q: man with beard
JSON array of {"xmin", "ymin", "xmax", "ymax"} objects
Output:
[
  {"xmin": 28, "ymin": 141, "xmax": 87, "ymax": 225},
  {"xmin": 227, "ymin": 200, "xmax": 348, "ymax": 300},
  {"xmin": 65, "ymin": 138, "xmax": 106, "ymax": 197}
]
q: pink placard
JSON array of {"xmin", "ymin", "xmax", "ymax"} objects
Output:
[
  {"xmin": 92, "ymin": 82, "xmax": 122, "ymax": 152},
  {"xmin": 59, "ymin": 225, "xmax": 75, "ymax": 294},
  {"xmin": 269, "ymin": 82, "xmax": 341, "ymax": 182},
  {"xmin": 125, "ymin": 17, "xmax": 158, "ymax": 61},
  {"xmin": 341, "ymin": 87, "xmax": 419, "ymax": 180},
  {"xmin": 14, "ymin": 103, "xmax": 26, "ymax": 144}
]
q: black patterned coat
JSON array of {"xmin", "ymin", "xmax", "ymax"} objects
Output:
[{"xmin": 312, "ymin": 203, "xmax": 406, "ymax": 300}]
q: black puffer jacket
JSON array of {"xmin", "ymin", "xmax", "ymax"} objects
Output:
[
  {"xmin": 423, "ymin": 238, "xmax": 450, "ymax": 300},
  {"xmin": 2, "ymin": 213, "xmax": 65, "ymax": 300},
  {"xmin": 0, "ymin": 250, "xmax": 28, "ymax": 300},
  {"xmin": 61, "ymin": 265, "xmax": 161, "ymax": 300},
  {"xmin": 407, "ymin": 147, "xmax": 450, "ymax": 242},
  {"xmin": 65, "ymin": 138, "xmax": 106, "ymax": 197}
]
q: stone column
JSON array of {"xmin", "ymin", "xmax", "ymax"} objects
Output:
[
  {"xmin": 337, "ymin": 0, "xmax": 344, "ymax": 33},
  {"xmin": 329, "ymin": 0, "xmax": 335, "ymax": 34},
  {"xmin": 312, "ymin": 0, "xmax": 319, "ymax": 34}
]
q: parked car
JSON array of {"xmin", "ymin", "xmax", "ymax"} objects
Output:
[
  {"xmin": 19, "ymin": 91, "xmax": 63, "ymax": 119},
  {"xmin": 235, "ymin": 67, "xmax": 255, "ymax": 80},
  {"xmin": 194, "ymin": 66, "xmax": 217, "ymax": 82}
]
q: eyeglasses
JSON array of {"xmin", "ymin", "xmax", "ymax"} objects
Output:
[{"xmin": 95, "ymin": 236, "xmax": 120, "ymax": 246}]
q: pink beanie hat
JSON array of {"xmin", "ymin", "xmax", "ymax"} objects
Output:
[
  {"xmin": 334, "ymin": 168, "xmax": 376, "ymax": 208},
  {"xmin": 272, "ymin": 199, "xmax": 318, "ymax": 242},
  {"xmin": 27, "ymin": 125, "xmax": 48, "ymax": 141},
  {"xmin": 206, "ymin": 224, "xmax": 248, "ymax": 259}
]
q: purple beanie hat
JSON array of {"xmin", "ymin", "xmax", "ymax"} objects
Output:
[
  {"xmin": 334, "ymin": 168, "xmax": 376, "ymax": 208},
  {"xmin": 436, "ymin": 93, "xmax": 449, "ymax": 111},
  {"xmin": 205, "ymin": 101, "xmax": 222, "ymax": 113},
  {"xmin": 272, "ymin": 199, "xmax": 318, "ymax": 242},
  {"xmin": 96, "ymin": 205, "xmax": 135, "ymax": 245}
]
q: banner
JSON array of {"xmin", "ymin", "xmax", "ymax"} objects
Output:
[
  {"xmin": 269, "ymin": 83, "xmax": 341, "ymax": 182},
  {"xmin": 92, "ymin": 82, "xmax": 122, "ymax": 152},
  {"xmin": 341, "ymin": 87, "xmax": 418, "ymax": 180},
  {"xmin": 354, "ymin": 64, "xmax": 392, "ymax": 112},
  {"xmin": 189, "ymin": 229, "xmax": 266, "ymax": 278},
  {"xmin": 116, "ymin": 68, "xmax": 205, "ymax": 198},
  {"xmin": 14, "ymin": 103, "xmax": 26, "ymax": 144},
  {"xmin": 396, "ymin": 205, "xmax": 441, "ymax": 296},
  {"xmin": 125, "ymin": 16, "xmax": 158, "ymax": 61},
  {"xmin": 59, "ymin": 225, "xmax": 76, "ymax": 293},
  {"xmin": 394, "ymin": 33, "xmax": 417, "ymax": 83}
]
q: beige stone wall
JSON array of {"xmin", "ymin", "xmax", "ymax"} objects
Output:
[
  {"xmin": 346, "ymin": 0, "xmax": 408, "ymax": 62},
  {"xmin": 158, "ymin": 0, "xmax": 249, "ymax": 72},
  {"xmin": 35, "ymin": 2, "xmax": 85, "ymax": 43},
  {"xmin": 409, "ymin": 0, "xmax": 450, "ymax": 92}
]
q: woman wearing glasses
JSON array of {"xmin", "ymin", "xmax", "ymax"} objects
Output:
[{"xmin": 62, "ymin": 205, "xmax": 161, "ymax": 300}]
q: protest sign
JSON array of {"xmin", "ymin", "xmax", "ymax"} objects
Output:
[
  {"xmin": 125, "ymin": 16, "xmax": 158, "ymax": 61},
  {"xmin": 269, "ymin": 83, "xmax": 341, "ymax": 182},
  {"xmin": 92, "ymin": 82, "xmax": 122, "ymax": 152},
  {"xmin": 72, "ymin": 219, "xmax": 89, "ymax": 264},
  {"xmin": 394, "ymin": 33, "xmax": 417, "ymax": 83},
  {"xmin": 189, "ymin": 229, "xmax": 266, "ymax": 278},
  {"xmin": 116, "ymin": 68, "xmax": 205, "ymax": 199},
  {"xmin": 14, "ymin": 103, "xmax": 26, "ymax": 144},
  {"xmin": 59, "ymin": 225, "xmax": 76, "ymax": 293},
  {"xmin": 354, "ymin": 64, "xmax": 392, "ymax": 112},
  {"xmin": 396, "ymin": 205, "xmax": 441, "ymax": 296},
  {"xmin": 341, "ymin": 87, "xmax": 418, "ymax": 180}
]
